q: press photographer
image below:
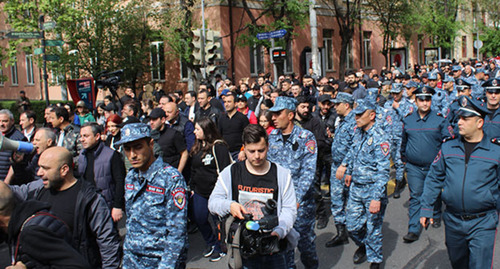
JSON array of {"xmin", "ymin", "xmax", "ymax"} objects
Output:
[{"xmin": 208, "ymin": 124, "xmax": 297, "ymax": 269}]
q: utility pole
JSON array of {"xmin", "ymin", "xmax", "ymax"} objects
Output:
[
  {"xmin": 39, "ymin": 15, "xmax": 50, "ymax": 107},
  {"xmin": 201, "ymin": 0, "xmax": 206, "ymax": 79},
  {"xmin": 309, "ymin": 0, "xmax": 321, "ymax": 76}
]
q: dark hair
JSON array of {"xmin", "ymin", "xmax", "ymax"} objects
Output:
[
  {"xmin": 242, "ymin": 124, "xmax": 268, "ymax": 145},
  {"xmin": 64, "ymin": 102, "xmax": 75, "ymax": 114},
  {"xmin": 186, "ymin": 91, "xmax": 197, "ymax": 99},
  {"xmin": 21, "ymin": 110, "xmax": 36, "ymax": 122},
  {"xmin": 81, "ymin": 122, "xmax": 103, "ymax": 135},
  {"xmin": 190, "ymin": 117, "xmax": 226, "ymax": 157},
  {"xmin": 123, "ymin": 100, "xmax": 139, "ymax": 116},
  {"xmin": 141, "ymin": 98, "xmax": 155, "ymax": 111},
  {"xmin": 323, "ymin": 85, "xmax": 335, "ymax": 93},
  {"xmin": 51, "ymin": 106, "xmax": 69, "ymax": 122},
  {"xmin": 261, "ymin": 99, "xmax": 273, "ymax": 109},
  {"xmin": 198, "ymin": 89, "xmax": 209, "ymax": 98},
  {"xmin": 296, "ymin": 95, "xmax": 310, "ymax": 105}
]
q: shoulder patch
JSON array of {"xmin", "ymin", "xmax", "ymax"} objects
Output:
[
  {"xmin": 306, "ymin": 140, "xmax": 316, "ymax": 154},
  {"xmin": 380, "ymin": 142, "xmax": 390, "ymax": 156},
  {"xmin": 386, "ymin": 115, "xmax": 392, "ymax": 124},
  {"xmin": 171, "ymin": 187, "xmax": 186, "ymax": 210},
  {"xmin": 447, "ymin": 126, "xmax": 454, "ymax": 138},
  {"xmin": 491, "ymin": 138, "xmax": 500, "ymax": 146},
  {"xmin": 433, "ymin": 150, "xmax": 442, "ymax": 163}
]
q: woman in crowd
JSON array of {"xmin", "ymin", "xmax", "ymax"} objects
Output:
[
  {"xmin": 258, "ymin": 109, "xmax": 275, "ymax": 135},
  {"xmin": 104, "ymin": 114, "xmax": 123, "ymax": 151},
  {"xmin": 140, "ymin": 98, "xmax": 155, "ymax": 123},
  {"xmin": 95, "ymin": 103, "xmax": 107, "ymax": 126},
  {"xmin": 76, "ymin": 100, "xmax": 96, "ymax": 124},
  {"xmin": 190, "ymin": 117, "xmax": 232, "ymax": 262}
]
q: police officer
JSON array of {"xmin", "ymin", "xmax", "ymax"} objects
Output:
[
  {"xmin": 267, "ymin": 97, "xmax": 319, "ymax": 269},
  {"xmin": 401, "ymin": 86, "xmax": 454, "ymax": 243},
  {"xmin": 117, "ymin": 123, "xmax": 188, "ymax": 269},
  {"xmin": 446, "ymin": 79, "xmax": 473, "ymax": 133},
  {"xmin": 383, "ymin": 83, "xmax": 415, "ymax": 198},
  {"xmin": 325, "ymin": 92, "xmax": 356, "ymax": 248},
  {"xmin": 482, "ymin": 78, "xmax": 500, "ymax": 139},
  {"xmin": 336, "ymin": 99, "xmax": 391, "ymax": 269},
  {"xmin": 420, "ymin": 96, "xmax": 500, "ymax": 269},
  {"xmin": 427, "ymin": 73, "xmax": 450, "ymax": 116}
]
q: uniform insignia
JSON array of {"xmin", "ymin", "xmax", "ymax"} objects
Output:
[
  {"xmin": 146, "ymin": 185, "xmax": 165, "ymax": 195},
  {"xmin": 493, "ymin": 80, "xmax": 498, "ymax": 87},
  {"xmin": 367, "ymin": 137, "xmax": 373, "ymax": 146},
  {"xmin": 447, "ymin": 126, "xmax": 454, "ymax": 138},
  {"xmin": 461, "ymin": 97, "xmax": 467, "ymax": 107},
  {"xmin": 123, "ymin": 128, "xmax": 131, "ymax": 136},
  {"xmin": 172, "ymin": 187, "xmax": 186, "ymax": 210},
  {"xmin": 457, "ymin": 79, "xmax": 463, "ymax": 85},
  {"xmin": 306, "ymin": 140, "xmax": 316, "ymax": 154},
  {"xmin": 433, "ymin": 150, "xmax": 442, "ymax": 163},
  {"xmin": 380, "ymin": 142, "xmax": 390, "ymax": 156},
  {"xmin": 126, "ymin": 184, "xmax": 134, "ymax": 190},
  {"xmin": 409, "ymin": 106, "xmax": 414, "ymax": 114},
  {"xmin": 386, "ymin": 115, "xmax": 392, "ymax": 124},
  {"xmin": 491, "ymin": 138, "xmax": 500, "ymax": 145}
]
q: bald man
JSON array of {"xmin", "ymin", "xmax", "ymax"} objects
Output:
[
  {"xmin": 8, "ymin": 147, "xmax": 120, "ymax": 269},
  {"xmin": 164, "ymin": 101, "xmax": 196, "ymax": 152},
  {"xmin": 0, "ymin": 181, "xmax": 90, "ymax": 269}
]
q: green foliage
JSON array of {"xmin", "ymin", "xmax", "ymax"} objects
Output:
[
  {"xmin": 236, "ymin": 0, "xmax": 310, "ymax": 49},
  {"xmin": 0, "ymin": 100, "xmax": 62, "ymax": 124},
  {"xmin": 480, "ymin": 25, "xmax": 500, "ymax": 56}
]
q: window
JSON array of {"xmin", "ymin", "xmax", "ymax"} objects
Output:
[
  {"xmin": 250, "ymin": 44, "xmax": 264, "ymax": 76},
  {"xmin": 180, "ymin": 58, "xmax": 189, "ymax": 80},
  {"xmin": 461, "ymin": 36, "xmax": 467, "ymax": 58},
  {"xmin": 323, "ymin": 29, "xmax": 334, "ymax": 71},
  {"xmin": 150, "ymin": 41, "xmax": 165, "ymax": 81},
  {"xmin": 11, "ymin": 57, "xmax": 18, "ymax": 86},
  {"xmin": 284, "ymin": 40, "xmax": 293, "ymax": 74},
  {"xmin": 346, "ymin": 39, "xmax": 353, "ymax": 69},
  {"xmin": 363, "ymin": 31, "xmax": 372, "ymax": 67},
  {"xmin": 26, "ymin": 54, "xmax": 34, "ymax": 85}
]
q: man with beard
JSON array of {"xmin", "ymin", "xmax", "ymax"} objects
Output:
[
  {"xmin": 346, "ymin": 71, "xmax": 367, "ymax": 101},
  {"xmin": 9, "ymin": 147, "xmax": 121, "ymax": 268},
  {"xmin": 294, "ymin": 96, "xmax": 325, "ymax": 148}
]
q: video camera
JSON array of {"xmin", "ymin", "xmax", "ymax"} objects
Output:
[
  {"xmin": 95, "ymin": 69, "xmax": 123, "ymax": 91},
  {"xmin": 237, "ymin": 199, "xmax": 283, "ymax": 258}
]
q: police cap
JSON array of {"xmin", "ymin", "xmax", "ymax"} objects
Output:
[
  {"xmin": 414, "ymin": 86, "xmax": 435, "ymax": 99},
  {"xmin": 268, "ymin": 97, "xmax": 297, "ymax": 112},
  {"xmin": 483, "ymin": 78, "xmax": 500, "ymax": 93},
  {"xmin": 456, "ymin": 96, "xmax": 490, "ymax": 118},
  {"xmin": 455, "ymin": 78, "xmax": 471, "ymax": 90},
  {"xmin": 390, "ymin": 83, "xmax": 403, "ymax": 93},
  {"xmin": 353, "ymin": 99, "xmax": 377, "ymax": 115},
  {"xmin": 115, "ymin": 123, "xmax": 152, "ymax": 146},
  {"xmin": 332, "ymin": 92, "xmax": 354, "ymax": 104}
]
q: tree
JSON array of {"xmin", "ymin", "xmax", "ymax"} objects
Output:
[
  {"xmin": 2, "ymin": 0, "xmax": 162, "ymax": 92},
  {"xmin": 475, "ymin": 0, "xmax": 500, "ymax": 57},
  {"xmin": 321, "ymin": 0, "xmax": 362, "ymax": 80},
  {"xmin": 365, "ymin": 0, "xmax": 411, "ymax": 68}
]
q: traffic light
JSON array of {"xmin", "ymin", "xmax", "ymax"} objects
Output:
[
  {"xmin": 191, "ymin": 29, "xmax": 203, "ymax": 65},
  {"xmin": 205, "ymin": 30, "xmax": 222, "ymax": 75}
]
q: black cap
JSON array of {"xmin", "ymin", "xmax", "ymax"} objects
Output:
[
  {"xmin": 414, "ymin": 86, "xmax": 435, "ymax": 98},
  {"xmin": 20, "ymin": 90, "xmax": 26, "ymax": 94},
  {"xmin": 421, "ymin": 73, "xmax": 428, "ymax": 78},
  {"xmin": 318, "ymin": 94, "xmax": 331, "ymax": 103},
  {"xmin": 366, "ymin": 80, "xmax": 380, "ymax": 89},
  {"xmin": 456, "ymin": 96, "xmax": 490, "ymax": 118},
  {"xmin": 149, "ymin": 108, "xmax": 166, "ymax": 119},
  {"xmin": 483, "ymin": 78, "xmax": 500, "ymax": 92},
  {"xmin": 236, "ymin": 94, "xmax": 247, "ymax": 102},
  {"xmin": 102, "ymin": 103, "xmax": 116, "ymax": 112},
  {"xmin": 454, "ymin": 78, "xmax": 471, "ymax": 90}
]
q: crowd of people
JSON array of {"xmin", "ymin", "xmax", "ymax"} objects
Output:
[{"xmin": 0, "ymin": 58, "xmax": 499, "ymax": 269}]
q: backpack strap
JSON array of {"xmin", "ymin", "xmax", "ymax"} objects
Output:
[{"xmin": 225, "ymin": 216, "xmax": 243, "ymax": 269}]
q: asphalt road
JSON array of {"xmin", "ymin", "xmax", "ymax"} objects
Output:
[{"xmin": 186, "ymin": 182, "xmax": 500, "ymax": 269}]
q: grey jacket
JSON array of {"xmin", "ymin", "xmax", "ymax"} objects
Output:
[
  {"xmin": 10, "ymin": 179, "xmax": 121, "ymax": 269},
  {"xmin": 208, "ymin": 162, "xmax": 297, "ymax": 240}
]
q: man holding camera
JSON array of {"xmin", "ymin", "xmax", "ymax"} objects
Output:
[{"xmin": 209, "ymin": 124, "xmax": 297, "ymax": 268}]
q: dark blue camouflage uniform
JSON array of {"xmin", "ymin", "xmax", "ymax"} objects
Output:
[
  {"xmin": 344, "ymin": 120, "xmax": 391, "ymax": 264},
  {"xmin": 268, "ymin": 125, "xmax": 318, "ymax": 269},
  {"xmin": 123, "ymin": 157, "xmax": 188, "ymax": 268}
]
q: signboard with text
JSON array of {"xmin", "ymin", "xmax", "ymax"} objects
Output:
[{"xmin": 67, "ymin": 78, "xmax": 96, "ymax": 109}]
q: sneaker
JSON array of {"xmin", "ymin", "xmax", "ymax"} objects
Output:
[
  {"xmin": 209, "ymin": 251, "xmax": 223, "ymax": 262},
  {"xmin": 203, "ymin": 245, "xmax": 215, "ymax": 258}
]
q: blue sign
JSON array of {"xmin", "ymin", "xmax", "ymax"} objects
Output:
[
  {"xmin": 76, "ymin": 79, "xmax": 94, "ymax": 109},
  {"xmin": 256, "ymin": 32, "xmax": 270, "ymax": 40},
  {"xmin": 270, "ymin": 29, "xmax": 287, "ymax": 38}
]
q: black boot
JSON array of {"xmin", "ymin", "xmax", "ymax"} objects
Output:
[
  {"xmin": 317, "ymin": 216, "xmax": 329, "ymax": 230},
  {"xmin": 325, "ymin": 224, "xmax": 349, "ymax": 247},
  {"xmin": 353, "ymin": 244, "xmax": 367, "ymax": 264},
  {"xmin": 393, "ymin": 178, "xmax": 406, "ymax": 199}
]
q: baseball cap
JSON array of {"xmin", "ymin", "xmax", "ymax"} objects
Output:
[
  {"xmin": 332, "ymin": 92, "xmax": 354, "ymax": 104},
  {"xmin": 149, "ymin": 108, "xmax": 166, "ymax": 119},
  {"xmin": 115, "ymin": 123, "xmax": 152, "ymax": 146},
  {"xmin": 352, "ymin": 99, "xmax": 377, "ymax": 115},
  {"xmin": 268, "ymin": 97, "xmax": 297, "ymax": 112}
]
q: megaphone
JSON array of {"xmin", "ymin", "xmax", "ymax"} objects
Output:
[{"xmin": 0, "ymin": 134, "xmax": 34, "ymax": 154}]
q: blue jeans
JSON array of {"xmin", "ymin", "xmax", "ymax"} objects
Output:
[{"xmin": 192, "ymin": 192, "xmax": 221, "ymax": 252}]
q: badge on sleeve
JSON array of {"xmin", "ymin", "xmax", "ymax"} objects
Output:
[
  {"xmin": 433, "ymin": 150, "xmax": 442, "ymax": 164},
  {"xmin": 447, "ymin": 126, "xmax": 454, "ymax": 138},
  {"xmin": 306, "ymin": 140, "xmax": 316, "ymax": 154},
  {"xmin": 386, "ymin": 115, "xmax": 392, "ymax": 125},
  {"xmin": 367, "ymin": 137, "xmax": 373, "ymax": 146},
  {"xmin": 380, "ymin": 142, "xmax": 390, "ymax": 156},
  {"xmin": 171, "ymin": 187, "xmax": 186, "ymax": 210}
]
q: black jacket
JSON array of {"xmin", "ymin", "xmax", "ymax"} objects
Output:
[
  {"xmin": 11, "ymin": 180, "xmax": 121, "ymax": 269},
  {"xmin": 7, "ymin": 200, "xmax": 91, "ymax": 268},
  {"xmin": 0, "ymin": 127, "xmax": 26, "ymax": 181}
]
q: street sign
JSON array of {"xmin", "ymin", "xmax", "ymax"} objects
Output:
[
  {"xmin": 5, "ymin": 31, "xmax": 42, "ymax": 39},
  {"xmin": 270, "ymin": 29, "xmax": 287, "ymax": 38},
  {"xmin": 44, "ymin": 40, "xmax": 64, "ymax": 47},
  {"xmin": 474, "ymin": 40, "xmax": 483, "ymax": 49},
  {"xmin": 34, "ymin": 48, "xmax": 43, "ymax": 55},
  {"xmin": 42, "ymin": 21, "xmax": 56, "ymax": 30},
  {"xmin": 256, "ymin": 32, "xmax": 270, "ymax": 40},
  {"xmin": 44, "ymin": 54, "xmax": 60, "ymax": 61}
]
